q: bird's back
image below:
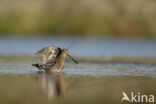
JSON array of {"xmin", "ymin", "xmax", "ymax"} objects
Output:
[{"xmin": 34, "ymin": 46, "xmax": 62, "ymax": 71}]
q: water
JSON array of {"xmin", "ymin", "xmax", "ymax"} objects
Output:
[
  {"xmin": 1, "ymin": 37, "xmax": 156, "ymax": 58},
  {"xmin": 0, "ymin": 37, "xmax": 156, "ymax": 104}
]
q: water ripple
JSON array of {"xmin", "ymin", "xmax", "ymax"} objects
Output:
[{"xmin": 0, "ymin": 62, "xmax": 155, "ymax": 78}]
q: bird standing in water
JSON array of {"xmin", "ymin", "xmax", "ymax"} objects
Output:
[{"xmin": 32, "ymin": 46, "xmax": 78, "ymax": 72}]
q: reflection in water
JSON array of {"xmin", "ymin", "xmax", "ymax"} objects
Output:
[{"xmin": 36, "ymin": 72, "xmax": 66, "ymax": 100}]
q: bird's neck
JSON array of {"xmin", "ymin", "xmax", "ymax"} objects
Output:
[{"xmin": 58, "ymin": 51, "xmax": 65, "ymax": 62}]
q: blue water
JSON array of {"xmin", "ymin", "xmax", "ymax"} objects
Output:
[
  {"xmin": 0, "ymin": 36, "xmax": 156, "ymax": 104},
  {"xmin": 0, "ymin": 36, "xmax": 156, "ymax": 77},
  {"xmin": 0, "ymin": 37, "xmax": 156, "ymax": 58}
]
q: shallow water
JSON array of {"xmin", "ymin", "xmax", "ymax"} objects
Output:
[
  {"xmin": 0, "ymin": 37, "xmax": 156, "ymax": 104},
  {"xmin": 0, "ymin": 56, "xmax": 156, "ymax": 104},
  {"xmin": 1, "ymin": 37, "xmax": 156, "ymax": 58}
]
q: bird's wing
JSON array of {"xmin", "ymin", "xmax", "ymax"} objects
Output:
[
  {"xmin": 34, "ymin": 47, "xmax": 45, "ymax": 55},
  {"xmin": 34, "ymin": 46, "xmax": 56, "ymax": 55},
  {"xmin": 47, "ymin": 47, "xmax": 61, "ymax": 62},
  {"xmin": 35, "ymin": 46, "xmax": 61, "ymax": 65},
  {"xmin": 41, "ymin": 47, "xmax": 61, "ymax": 68}
]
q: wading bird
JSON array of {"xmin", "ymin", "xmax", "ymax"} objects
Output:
[{"xmin": 32, "ymin": 46, "xmax": 78, "ymax": 72}]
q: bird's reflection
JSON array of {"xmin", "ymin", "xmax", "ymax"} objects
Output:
[{"xmin": 36, "ymin": 72, "xmax": 66, "ymax": 100}]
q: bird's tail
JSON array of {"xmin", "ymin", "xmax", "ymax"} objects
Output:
[{"xmin": 32, "ymin": 63, "xmax": 39, "ymax": 68}]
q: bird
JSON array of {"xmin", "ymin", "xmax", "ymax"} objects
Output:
[{"xmin": 32, "ymin": 46, "xmax": 78, "ymax": 72}]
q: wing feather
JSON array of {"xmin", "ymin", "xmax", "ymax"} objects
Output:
[
  {"xmin": 34, "ymin": 48, "xmax": 45, "ymax": 55},
  {"xmin": 34, "ymin": 46, "xmax": 56, "ymax": 55},
  {"xmin": 35, "ymin": 46, "xmax": 61, "ymax": 66}
]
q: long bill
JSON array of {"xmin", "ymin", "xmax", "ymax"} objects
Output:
[{"xmin": 67, "ymin": 54, "xmax": 78, "ymax": 64}]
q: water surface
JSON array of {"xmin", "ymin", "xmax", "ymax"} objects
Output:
[
  {"xmin": 0, "ymin": 37, "xmax": 156, "ymax": 104},
  {"xmin": 1, "ymin": 37, "xmax": 156, "ymax": 58}
]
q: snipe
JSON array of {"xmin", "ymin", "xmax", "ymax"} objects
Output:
[{"xmin": 32, "ymin": 46, "xmax": 78, "ymax": 72}]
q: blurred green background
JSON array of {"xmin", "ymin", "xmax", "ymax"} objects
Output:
[{"xmin": 0, "ymin": 0, "xmax": 156, "ymax": 38}]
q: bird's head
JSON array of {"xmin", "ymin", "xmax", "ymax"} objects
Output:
[
  {"xmin": 62, "ymin": 49, "xmax": 68, "ymax": 55},
  {"xmin": 62, "ymin": 49, "xmax": 78, "ymax": 64}
]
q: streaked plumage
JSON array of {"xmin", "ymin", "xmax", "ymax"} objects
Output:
[{"xmin": 32, "ymin": 46, "xmax": 78, "ymax": 72}]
